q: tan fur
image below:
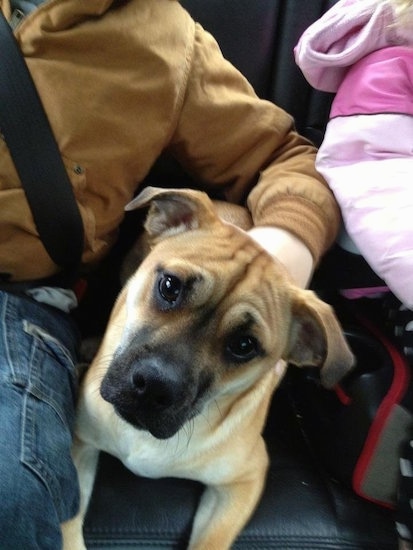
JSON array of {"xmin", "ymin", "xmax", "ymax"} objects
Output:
[{"xmin": 62, "ymin": 187, "xmax": 354, "ymax": 550}]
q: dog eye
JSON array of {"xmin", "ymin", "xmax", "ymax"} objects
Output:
[
  {"xmin": 226, "ymin": 334, "xmax": 259, "ymax": 362},
  {"xmin": 158, "ymin": 274, "xmax": 183, "ymax": 304}
]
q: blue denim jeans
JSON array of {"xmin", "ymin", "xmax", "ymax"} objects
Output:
[{"xmin": 0, "ymin": 291, "xmax": 80, "ymax": 549}]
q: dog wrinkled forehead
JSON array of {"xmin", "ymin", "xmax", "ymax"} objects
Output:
[
  {"xmin": 122, "ymin": 229, "xmax": 289, "ymax": 355},
  {"xmin": 124, "ymin": 185, "xmax": 291, "ymax": 302},
  {"xmin": 147, "ymin": 226, "xmax": 287, "ymax": 301}
]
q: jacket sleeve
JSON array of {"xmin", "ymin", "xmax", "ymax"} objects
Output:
[{"xmin": 168, "ymin": 23, "xmax": 341, "ymax": 264}]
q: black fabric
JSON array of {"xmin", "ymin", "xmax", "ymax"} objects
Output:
[
  {"xmin": 180, "ymin": 0, "xmax": 335, "ymax": 147},
  {"xmin": 0, "ymin": 10, "xmax": 84, "ymax": 273}
]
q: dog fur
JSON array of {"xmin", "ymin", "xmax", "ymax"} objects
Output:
[{"xmin": 62, "ymin": 187, "xmax": 354, "ymax": 550}]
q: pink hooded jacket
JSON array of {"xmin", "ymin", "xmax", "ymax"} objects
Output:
[{"xmin": 295, "ymin": 0, "xmax": 413, "ymax": 309}]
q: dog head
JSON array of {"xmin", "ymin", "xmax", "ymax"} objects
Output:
[{"xmin": 100, "ymin": 187, "xmax": 354, "ymax": 439}]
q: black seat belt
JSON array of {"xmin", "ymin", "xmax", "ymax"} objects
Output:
[{"xmin": 0, "ymin": 9, "xmax": 84, "ymax": 276}]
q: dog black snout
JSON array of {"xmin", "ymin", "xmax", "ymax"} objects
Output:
[{"xmin": 131, "ymin": 363, "xmax": 179, "ymax": 409}]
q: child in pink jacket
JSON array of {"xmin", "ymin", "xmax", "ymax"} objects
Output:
[
  {"xmin": 295, "ymin": 0, "xmax": 413, "ymax": 311},
  {"xmin": 295, "ymin": 1, "xmax": 413, "ymax": 548}
]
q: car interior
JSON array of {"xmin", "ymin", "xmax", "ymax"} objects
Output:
[{"xmin": 73, "ymin": 0, "xmax": 405, "ymax": 548}]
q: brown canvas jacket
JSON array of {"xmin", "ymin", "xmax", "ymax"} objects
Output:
[{"xmin": 0, "ymin": 0, "xmax": 340, "ymax": 282}]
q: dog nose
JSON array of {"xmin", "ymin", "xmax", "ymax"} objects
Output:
[{"xmin": 131, "ymin": 363, "xmax": 178, "ymax": 409}]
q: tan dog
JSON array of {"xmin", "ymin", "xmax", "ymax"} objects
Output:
[{"xmin": 62, "ymin": 187, "xmax": 354, "ymax": 550}]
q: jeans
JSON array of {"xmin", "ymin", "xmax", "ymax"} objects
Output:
[{"xmin": 0, "ymin": 291, "xmax": 80, "ymax": 549}]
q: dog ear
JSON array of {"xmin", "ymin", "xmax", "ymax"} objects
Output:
[
  {"xmin": 125, "ymin": 186, "xmax": 218, "ymax": 239},
  {"xmin": 284, "ymin": 288, "xmax": 354, "ymax": 388}
]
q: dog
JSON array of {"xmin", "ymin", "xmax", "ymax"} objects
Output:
[{"xmin": 62, "ymin": 186, "xmax": 354, "ymax": 550}]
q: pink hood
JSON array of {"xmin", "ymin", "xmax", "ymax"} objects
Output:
[{"xmin": 294, "ymin": 0, "xmax": 413, "ymax": 92}]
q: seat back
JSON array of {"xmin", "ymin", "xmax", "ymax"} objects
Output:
[{"xmin": 181, "ymin": 0, "xmax": 336, "ymax": 145}]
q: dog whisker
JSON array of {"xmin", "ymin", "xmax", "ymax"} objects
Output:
[
  {"xmin": 213, "ymin": 399, "xmax": 223, "ymax": 421},
  {"xmin": 183, "ymin": 418, "xmax": 195, "ymax": 448}
]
